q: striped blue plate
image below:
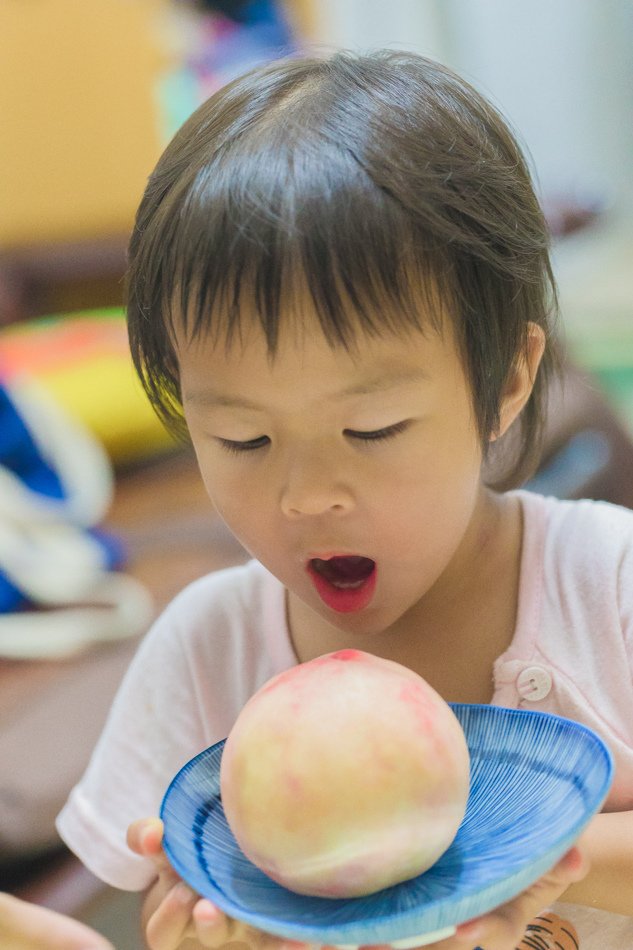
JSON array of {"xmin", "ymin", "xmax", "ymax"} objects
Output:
[{"xmin": 161, "ymin": 704, "xmax": 612, "ymax": 948}]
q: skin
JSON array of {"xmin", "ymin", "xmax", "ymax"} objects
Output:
[
  {"xmin": 0, "ymin": 893, "xmax": 114, "ymax": 950},
  {"xmin": 180, "ymin": 318, "xmax": 514, "ymax": 654},
  {"xmin": 129, "ymin": 312, "xmax": 596, "ymax": 949}
]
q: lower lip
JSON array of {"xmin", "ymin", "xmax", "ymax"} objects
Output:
[{"xmin": 307, "ymin": 563, "xmax": 377, "ymax": 613}]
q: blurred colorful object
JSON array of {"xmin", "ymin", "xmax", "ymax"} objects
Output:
[
  {"xmin": 0, "ymin": 310, "xmax": 177, "ymax": 464},
  {"xmin": 0, "ymin": 375, "xmax": 153, "ymax": 657},
  {"xmin": 0, "ymin": 378, "xmax": 118, "ymax": 614},
  {"xmin": 570, "ymin": 335, "xmax": 633, "ymax": 435},
  {"xmin": 158, "ymin": 0, "xmax": 296, "ymax": 140}
]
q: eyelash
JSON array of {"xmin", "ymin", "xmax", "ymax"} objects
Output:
[
  {"xmin": 216, "ymin": 435, "xmax": 270, "ymax": 455},
  {"xmin": 344, "ymin": 420, "xmax": 410, "ymax": 443},
  {"xmin": 216, "ymin": 421, "xmax": 409, "ymax": 454}
]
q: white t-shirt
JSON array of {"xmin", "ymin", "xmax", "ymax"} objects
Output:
[{"xmin": 57, "ymin": 490, "xmax": 633, "ymax": 946}]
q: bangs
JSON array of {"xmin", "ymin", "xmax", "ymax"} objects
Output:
[
  {"xmin": 170, "ymin": 143, "xmax": 445, "ymax": 352},
  {"xmin": 140, "ymin": 127, "xmax": 446, "ymax": 350}
]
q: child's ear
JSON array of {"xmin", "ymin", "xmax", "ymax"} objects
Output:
[{"xmin": 491, "ymin": 322, "xmax": 546, "ymax": 441}]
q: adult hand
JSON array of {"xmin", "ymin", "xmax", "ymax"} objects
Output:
[
  {"xmin": 127, "ymin": 817, "xmax": 309, "ymax": 950},
  {"xmin": 0, "ymin": 892, "xmax": 114, "ymax": 950}
]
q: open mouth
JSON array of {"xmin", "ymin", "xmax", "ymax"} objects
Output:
[
  {"xmin": 307, "ymin": 555, "xmax": 377, "ymax": 613},
  {"xmin": 310, "ymin": 556, "xmax": 375, "ymax": 589}
]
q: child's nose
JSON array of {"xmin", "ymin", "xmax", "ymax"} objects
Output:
[{"xmin": 280, "ymin": 452, "xmax": 354, "ymax": 518}]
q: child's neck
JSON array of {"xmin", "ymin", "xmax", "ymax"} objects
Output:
[{"xmin": 286, "ymin": 489, "xmax": 523, "ymax": 705}]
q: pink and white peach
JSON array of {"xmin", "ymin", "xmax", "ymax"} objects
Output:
[{"xmin": 220, "ymin": 649, "xmax": 470, "ymax": 898}]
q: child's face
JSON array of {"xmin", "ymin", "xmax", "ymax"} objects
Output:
[{"xmin": 178, "ymin": 312, "xmax": 487, "ymax": 637}]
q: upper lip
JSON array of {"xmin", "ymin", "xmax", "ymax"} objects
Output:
[{"xmin": 305, "ymin": 551, "xmax": 373, "ymax": 563}]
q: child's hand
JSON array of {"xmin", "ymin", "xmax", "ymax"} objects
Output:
[
  {"xmin": 127, "ymin": 817, "xmax": 309, "ymax": 950},
  {"xmin": 365, "ymin": 845, "xmax": 588, "ymax": 950},
  {"xmin": 128, "ymin": 822, "xmax": 587, "ymax": 950}
]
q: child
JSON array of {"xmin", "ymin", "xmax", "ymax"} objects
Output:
[{"xmin": 57, "ymin": 50, "xmax": 633, "ymax": 949}]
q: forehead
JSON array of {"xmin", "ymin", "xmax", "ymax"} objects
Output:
[{"xmin": 176, "ymin": 310, "xmax": 465, "ymax": 407}]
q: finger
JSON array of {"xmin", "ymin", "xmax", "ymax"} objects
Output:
[
  {"xmin": 552, "ymin": 845, "xmax": 589, "ymax": 883},
  {"xmin": 127, "ymin": 816, "xmax": 163, "ymax": 857},
  {"xmin": 127, "ymin": 817, "xmax": 174, "ymax": 876},
  {"xmin": 192, "ymin": 900, "xmax": 271, "ymax": 948},
  {"xmin": 512, "ymin": 845, "xmax": 588, "ymax": 915},
  {"xmin": 145, "ymin": 881, "xmax": 199, "ymax": 950},
  {"xmin": 193, "ymin": 902, "xmax": 310, "ymax": 950},
  {"xmin": 192, "ymin": 900, "xmax": 237, "ymax": 947}
]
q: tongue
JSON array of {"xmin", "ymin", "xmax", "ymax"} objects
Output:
[{"xmin": 312, "ymin": 556, "xmax": 375, "ymax": 587}]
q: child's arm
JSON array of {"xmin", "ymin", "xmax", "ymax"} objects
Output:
[
  {"xmin": 128, "ymin": 818, "xmax": 587, "ymax": 950},
  {"xmin": 559, "ymin": 810, "xmax": 633, "ymax": 916}
]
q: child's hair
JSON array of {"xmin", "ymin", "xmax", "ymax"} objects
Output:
[{"xmin": 127, "ymin": 48, "xmax": 558, "ymax": 488}]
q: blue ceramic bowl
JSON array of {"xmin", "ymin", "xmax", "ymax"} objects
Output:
[{"xmin": 161, "ymin": 704, "xmax": 612, "ymax": 947}]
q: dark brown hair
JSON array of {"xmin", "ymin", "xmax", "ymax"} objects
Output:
[{"xmin": 127, "ymin": 49, "xmax": 558, "ymax": 487}]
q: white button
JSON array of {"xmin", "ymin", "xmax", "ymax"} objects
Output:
[{"xmin": 517, "ymin": 666, "xmax": 552, "ymax": 701}]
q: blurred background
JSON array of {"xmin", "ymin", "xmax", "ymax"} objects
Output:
[{"xmin": 1, "ymin": 2, "xmax": 632, "ymax": 947}]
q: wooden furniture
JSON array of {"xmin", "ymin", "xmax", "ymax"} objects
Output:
[
  {"xmin": 0, "ymin": 0, "xmax": 165, "ymax": 250},
  {"xmin": 0, "ymin": 237, "xmax": 129, "ymax": 326},
  {"xmin": 0, "ymin": 0, "xmax": 169, "ymax": 330}
]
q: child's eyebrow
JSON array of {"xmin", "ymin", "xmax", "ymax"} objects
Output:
[
  {"xmin": 183, "ymin": 368, "xmax": 429, "ymax": 412},
  {"xmin": 339, "ymin": 367, "xmax": 430, "ymax": 398}
]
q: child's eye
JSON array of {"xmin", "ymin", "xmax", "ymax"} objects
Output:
[
  {"xmin": 344, "ymin": 421, "xmax": 410, "ymax": 443},
  {"xmin": 217, "ymin": 435, "xmax": 270, "ymax": 454}
]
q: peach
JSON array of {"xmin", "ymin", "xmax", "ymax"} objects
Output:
[{"xmin": 220, "ymin": 649, "xmax": 470, "ymax": 898}]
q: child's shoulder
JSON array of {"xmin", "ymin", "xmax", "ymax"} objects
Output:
[
  {"xmin": 140, "ymin": 558, "xmax": 292, "ymax": 681},
  {"xmin": 165, "ymin": 558, "xmax": 282, "ymax": 622},
  {"xmin": 517, "ymin": 489, "xmax": 633, "ymax": 537},
  {"xmin": 515, "ymin": 489, "xmax": 633, "ymax": 578}
]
